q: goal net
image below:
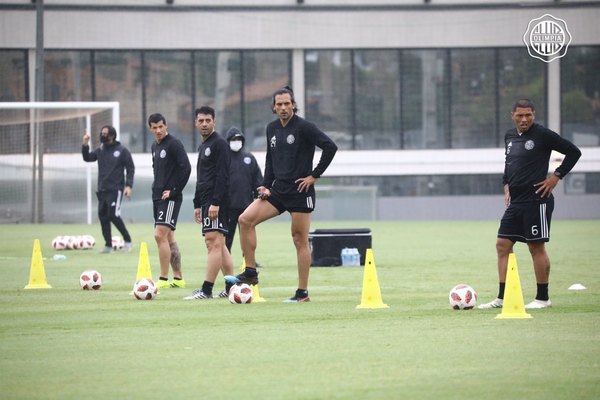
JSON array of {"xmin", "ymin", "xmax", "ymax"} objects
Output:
[{"xmin": 0, "ymin": 102, "xmax": 119, "ymax": 223}]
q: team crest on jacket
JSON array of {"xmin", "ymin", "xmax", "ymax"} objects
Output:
[
  {"xmin": 205, "ymin": 147, "xmax": 211, "ymax": 157},
  {"xmin": 286, "ymin": 134, "xmax": 295, "ymax": 144},
  {"xmin": 160, "ymin": 149, "xmax": 167, "ymax": 158},
  {"xmin": 270, "ymin": 136, "xmax": 276, "ymax": 148},
  {"xmin": 525, "ymin": 140, "xmax": 535, "ymax": 150},
  {"xmin": 113, "ymin": 150, "xmax": 120, "ymax": 158},
  {"xmin": 244, "ymin": 156, "xmax": 251, "ymax": 165}
]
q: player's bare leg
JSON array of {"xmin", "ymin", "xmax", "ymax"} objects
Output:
[
  {"xmin": 238, "ymin": 199, "xmax": 278, "ymax": 268},
  {"xmin": 290, "ymin": 212, "xmax": 311, "ymax": 290},
  {"xmin": 169, "ymin": 239, "xmax": 182, "ymax": 279},
  {"xmin": 204, "ymin": 231, "xmax": 228, "ymax": 283},
  {"xmin": 154, "ymin": 225, "xmax": 172, "ymax": 279},
  {"xmin": 496, "ymin": 237, "xmax": 514, "ymax": 282}
]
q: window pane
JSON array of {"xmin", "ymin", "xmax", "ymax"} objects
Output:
[
  {"xmin": 305, "ymin": 50, "xmax": 353, "ymax": 150},
  {"xmin": 94, "ymin": 51, "xmax": 143, "ymax": 151},
  {"xmin": 354, "ymin": 50, "xmax": 400, "ymax": 149},
  {"xmin": 498, "ymin": 48, "xmax": 547, "ymax": 140},
  {"xmin": 242, "ymin": 51, "xmax": 291, "ymax": 152},
  {"xmin": 561, "ymin": 46, "xmax": 600, "ymax": 146},
  {"xmin": 44, "ymin": 51, "xmax": 92, "ymax": 101},
  {"xmin": 401, "ymin": 50, "xmax": 450, "ymax": 149},
  {"xmin": 0, "ymin": 50, "xmax": 27, "ymax": 101},
  {"xmin": 145, "ymin": 51, "xmax": 193, "ymax": 151},
  {"xmin": 450, "ymin": 49, "xmax": 496, "ymax": 148}
]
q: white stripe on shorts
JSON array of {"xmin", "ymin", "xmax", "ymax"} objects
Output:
[
  {"xmin": 306, "ymin": 196, "xmax": 314, "ymax": 209},
  {"xmin": 539, "ymin": 203, "xmax": 549, "ymax": 239},
  {"xmin": 166, "ymin": 200, "xmax": 174, "ymax": 225}
]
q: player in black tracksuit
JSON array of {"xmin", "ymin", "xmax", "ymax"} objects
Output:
[
  {"xmin": 148, "ymin": 113, "xmax": 192, "ymax": 289},
  {"xmin": 228, "ymin": 87, "xmax": 338, "ymax": 303},
  {"xmin": 224, "ymin": 127, "xmax": 263, "ymax": 253},
  {"xmin": 82, "ymin": 125, "xmax": 134, "ymax": 253},
  {"xmin": 185, "ymin": 106, "xmax": 235, "ymax": 300},
  {"xmin": 479, "ymin": 99, "xmax": 581, "ymax": 310}
]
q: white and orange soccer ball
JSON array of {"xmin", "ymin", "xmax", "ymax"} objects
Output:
[
  {"xmin": 51, "ymin": 236, "xmax": 68, "ymax": 251},
  {"xmin": 111, "ymin": 236, "xmax": 124, "ymax": 250},
  {"xmin": 449, "ymin": 284, "xmax": 477, "ymax": 310},
  {"xmin": 79, "ymin": 235, "xmax": 96, "ymax": 249},
  {"xmin": 80, "ymin": 270, "xmax": 102, "ymax": 290},
  {"xmin": 66, "ymin": 236, "xmax": 81, "ymax": 250},
  {"xmin": 228, "ymin": 283, "xmax": 254, "ymax": 304},
  {"xmin": 133, "ymin": 278, "xmax": 158, "ymax": 300}
]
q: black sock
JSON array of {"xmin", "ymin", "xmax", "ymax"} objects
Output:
[
  {"xmin": 296, "ymin": 289, "xmax": 308, "ymax": 298},
  {"xmin": 173, "ymin": 277, "xmax": 182, "ymax": 280},
  {"xmin": 225, "ymin": 281, "xmax": 234, "ymax": 293},
  {"xmin": 201, "ymin": 280, "xmax": 214, "ymax": 295},
  {"xmin": 536, "ymin": 283, "xmax": 549, "ymax": 301},
  {"xmin": 159, "ymin": 277, "xmax": 168, "ymax": 281},
  {"xmin": 498, "ymin": 282, "xmax": 505, "ymax": 299}
]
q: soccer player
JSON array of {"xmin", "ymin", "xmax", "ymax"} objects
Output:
[
  {"xmin": 224, "ymin": 127, "xmax": 263, "ymax": 255},
  {"xmin": 148, "ymin": 113, "xmax": 192, "ymax": 290},
  {"xmin": 82, "ymin": 125, "xmax": 134, "ymax": 253},
  {"xmin": 184, "ymin": 106, "xmax": 235, "ymax": 300},
  {"xmin": 226, "ymin": 86, "xmax": 338, "ymax": 303},
  {"xmin": 479, "ymin": 99, "xmax": 581, "ymax": 310}
]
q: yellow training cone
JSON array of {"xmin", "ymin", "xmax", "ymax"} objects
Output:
[
  {"xmin": 135, "ymin": 242, "xmax": 153, "ymax": 281},
  {"xmin": 356, "ymin": 248, "xmax": 389, "ymax": 309},
  {"xmin": 25, "ymin": 239, "xmax": 52, "ymax": 289},
  {"xmin": 495, "ymin": 253, "xmax": 532, "ymax": 319},
  {"xmin": 251, "ymin": 284, "xmax": 266, "ymax": 302}
]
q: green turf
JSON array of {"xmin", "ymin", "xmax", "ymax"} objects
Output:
[{"xmin": 1, "ymin": 220, "xmax": 599, "ymax": 399}]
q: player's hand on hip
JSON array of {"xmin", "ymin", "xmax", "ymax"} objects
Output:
[
  {"xmin": 295, "ymin": 176, "xmax": 315, "ymax": 193},
  {"xmin": 257, "ymin": 186, "xmax": 271, "ymax": 199},
  {"xmin": 534, "ymin": 175, "xmax": 559, "ymax": 198}
]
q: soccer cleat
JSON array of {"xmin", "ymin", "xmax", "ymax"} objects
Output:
[
  {"xmin": 217, "ymin": 289, "xmax": 228, "ymax": 298},
  {"xmin": 525, "ymin": 299, "xmax": 552, "ymax": 309},
  {"xmin": 169, "ymin": 279, "xmax": 186, "ymax": 288},
  {"xmin": 477, "ymin": 298, "xmax": 503, "ymax": 309},
  {"xmin": 224, "ymin": 270, "xmax": 259, "ymax": 285},
  {"xmin": 184, "ymin": 289, "xmax": 213, "ymax": 300},
  {"xmin": 283, "ymin": 295, "xmax": 310, "ymax": 303},
  {"xmin": 122, "ymin": 242, "xmax": 134, "ymax": 252},
  {"xmin": 100, "ymin": 246, "xmax": 113, "ymax": 254},
  {"xmin": 156, "ymin": 279, "xmax": 170, "ymax": 289}
]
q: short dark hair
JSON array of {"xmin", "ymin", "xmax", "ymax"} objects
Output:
[
  {"xmin": 512, "ymin": 99, "xmax": 535, "ymax": 112},
  {"xmin": 272, "ymin": 86, "xmax": 298, "ymax": 113},
  {"xmin": 148, "ymin": 113, "xmax": 167, "ymax": 126},
  {"xmin": 195, "ymin": 106, "xmax": 215, "ymax": 119},
  {"xmin": 101, "ymin": 125, "xmax": 117, "ymax": 140}
]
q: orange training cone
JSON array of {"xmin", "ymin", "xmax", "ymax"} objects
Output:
[
  {"xmin": 356, "ymin": 248, "xmax": 388, "ymax": 309},
  {"xmin": 25, "ymin": 239, "xmax": 52, "ymax": 289},
  {"xmin": 495, "ymin": 253, "xmax": 532, "ymax": 319}
]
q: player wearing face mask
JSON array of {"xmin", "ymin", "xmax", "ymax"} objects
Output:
[{"xmin": 225, "ymin": 127, "xmax": 263, "ymax": 256}]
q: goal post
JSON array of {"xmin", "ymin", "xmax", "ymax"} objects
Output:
[{"xmin": 0, "ymin": 102, "xmax": 120, "ymax": 224}]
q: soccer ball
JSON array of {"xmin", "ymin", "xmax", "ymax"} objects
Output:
[
  {"xmin": 449, "ymin": 284, "xmax": 477, "ymax": 310},
  {"xmin": 80, "ymin": 270, "xmax": 102, "ymax": 290},
  {"xmin": 111, "ymin": 236, "xmax": 124, "ymax": 250},
  {"xmin": 228, "ymin": 283, "xmax": 254, "ymax": 304},
  {"xmin": 133, "ymin": 278, "xmax": 158, "ymax": 300},
  {"xmin": 51, "ymin": 236, "xmax": 68, "ymax": 250},
  {"xmin": 79, "ymin": 235, "xmax": 96, "ymax": 249},
  {"xmin": 66, "ymin": 236, "xmax": 80, "ymax": 250}
]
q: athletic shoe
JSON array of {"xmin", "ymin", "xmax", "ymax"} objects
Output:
[
  {"xmin": 156, "ymin": 279, "xmax": 170, "ymax": 289},
  {"xmin": 184, "ymin": 289, "xmax": 212, "ymax": 300},
  {"xmin": 283, "ymin": 294, "xmax": 311, "ymax": 303},
  {"xmin": 100, "ymin": 246, "xmax": 113, "ymax": 254},
  {"xmin": 224, "ymin": 270, "xmax": 259, "ymax": 285},
  {"xmin": 122, "ymin": 242, "xmax": 134, "ymax": 252},
  {"xmin": 169, "ymin": 279, "xmax": 186, "ymax": 288},
  {"xmin": 477, "ymin": 298, "xmax": 503, "ymax": 309},
  {"xmin": 217, "ymin": 289, "xmax": 228, "ymax": 298},
  {"xmin": 525, "ymin": 299, "xmax": 552, "ymax": 309}
]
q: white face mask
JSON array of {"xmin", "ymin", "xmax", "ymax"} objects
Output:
[{"xmin": 229, "ymin": 140, "xmax": 243, "ymax": 152}]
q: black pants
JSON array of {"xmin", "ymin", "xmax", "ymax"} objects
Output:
[
  {"xmin": 225, "ymin": 207, "xmax": 245, "ymax": 253},
  {"xmin": 97, "ymin": 190, "xmax": 131, "ymax": 247}
]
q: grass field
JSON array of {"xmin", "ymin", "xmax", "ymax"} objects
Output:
[{"xmin": 1, "ymin": 220, "xmax": 599, "ymax": 399}]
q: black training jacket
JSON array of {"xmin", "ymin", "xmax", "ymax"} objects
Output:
[
  {"xmin": 151, "ymin": 134, "xmax": 191, "ymax": 201},
  {"xmin": 82, "ymin": 141, "xmax": 135, "ymax": 192}
]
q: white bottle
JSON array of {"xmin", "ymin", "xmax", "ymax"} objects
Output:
[
  {"xmin": 350, "ymin": 248, "xmax": 360, "ymax": 266},
  {"xmin": 340, "ymin": 248, "xmax": 351, "ymax": 266}
]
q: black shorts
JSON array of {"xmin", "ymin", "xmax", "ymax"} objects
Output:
[
  {"xmin": 200, "ymin": 203, "xmax": 229, "ymax": 236},
  {"xmin": 153, "ymin": 198, "xmax": 182, "ymax": 230},
  {"xmin": 498, "ymin": 198, "xmax": 554, "ymax": 243},
  {"xmin": 267, "ymin": 182, "xmax": 315, "ymax": 214}
]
